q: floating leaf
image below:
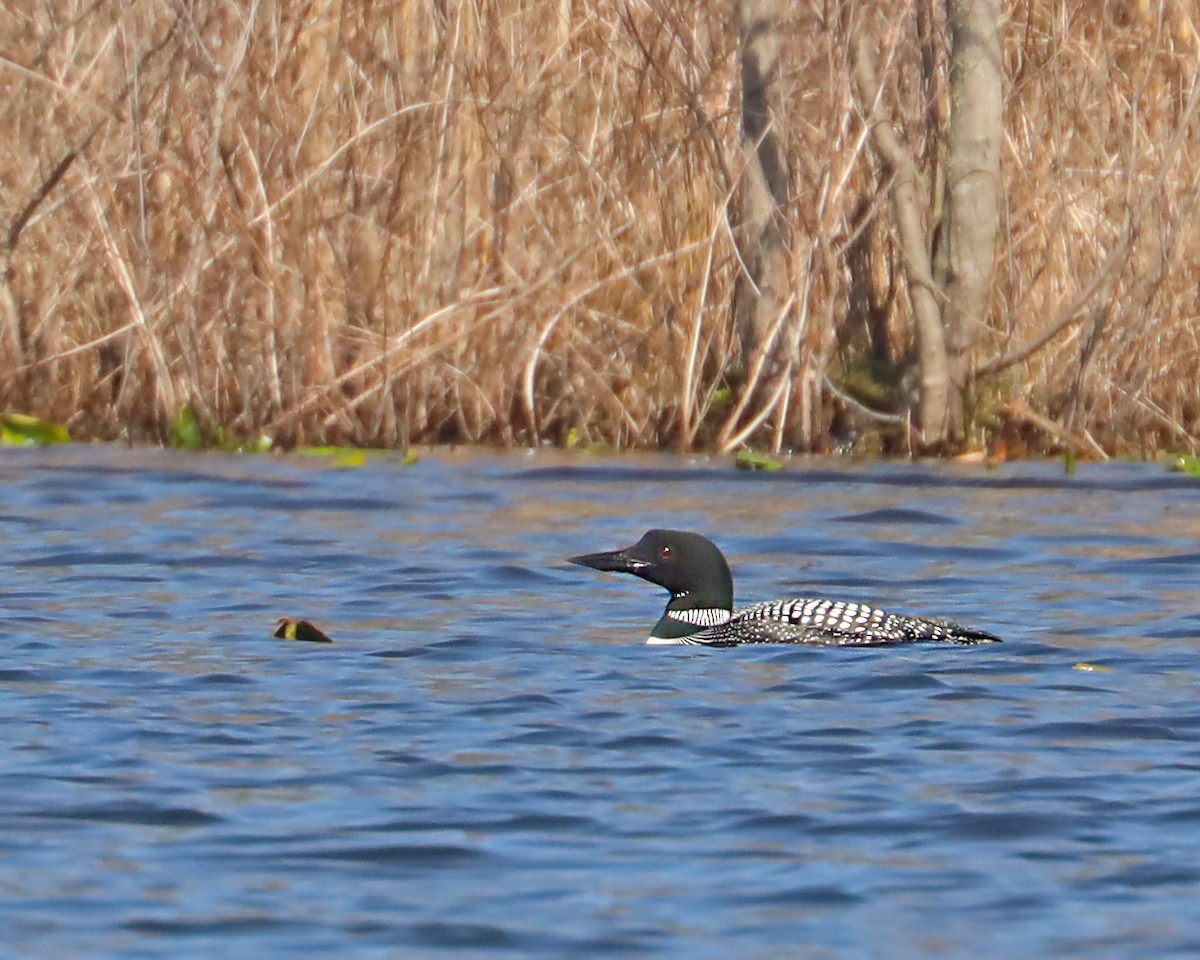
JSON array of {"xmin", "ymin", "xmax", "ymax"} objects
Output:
[
  {"xmin": 331, "ymin": 451, "xmax": 366, "ymax": 468},
  {"xmin": 735, "ymin": 449, "xmax": 783, "ymax": 472},
  {"xmin": 296, "ymin": 446, "xmax": 417, "ymax": 467},
  {"xmin": 1073, "ymin": 662, "xmax": 1114, "ymax": 674},
  {"xmin": 1169, "ymin": 454, "xmax": 1200, "ymax": 476},
  {"xmin": 297, "ymin": 446, "xmax": 369, "ymax": 468},
  {"xmin": 273, "ymin": 617, "xmax": 334, "ymax": 643},
  {"xmin": 0, "ymin": 413, "xmax": 71, "ymax": 446}
]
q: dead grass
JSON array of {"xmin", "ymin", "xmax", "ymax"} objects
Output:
[{"xmin": 1, "ymin": 0, "xmax": 1198, "ymax": 455}]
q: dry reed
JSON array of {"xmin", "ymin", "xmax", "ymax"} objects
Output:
[{"xmin": 1, "ymin": 0, "xmax": 1197, "ymax": 455}]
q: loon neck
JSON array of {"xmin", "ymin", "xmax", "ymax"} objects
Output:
[{"xmin": 650, "ymin": 593, "xmax": 733, "ymax": 640}]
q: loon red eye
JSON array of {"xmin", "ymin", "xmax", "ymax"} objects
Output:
[{"xmin": 660, "ymin": 545, "xmax": 671, "ymax": 558}]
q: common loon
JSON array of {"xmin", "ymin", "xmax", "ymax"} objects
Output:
[{"xmin": 569, "ymin": 529, "xmax": 1001, "ymax": 646}]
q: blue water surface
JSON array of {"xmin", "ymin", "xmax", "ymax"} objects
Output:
[{"xmin": 1, "ymin": 446, "xmax": 1198, "ymax": 959}]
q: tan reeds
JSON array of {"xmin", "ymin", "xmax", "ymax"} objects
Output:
[{"xmin": 1, "ymin": 1, "xmax": 1198, "ymax": 454}]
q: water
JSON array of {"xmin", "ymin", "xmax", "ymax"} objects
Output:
[{"xmin": 1, "ymin": 446, "xmax": 1198, "ymax": 959}]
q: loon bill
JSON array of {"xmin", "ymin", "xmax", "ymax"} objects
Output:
[{"xmin": 569, "ymin": 528, "xmax": 1002, "ymax": 647}]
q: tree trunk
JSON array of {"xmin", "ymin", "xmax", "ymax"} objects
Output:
[
  {"xmin": 0, "ymin": 254, "xmax": 19, "ymax": 367},
  {"xmin": 731, "ymin": 0, "xmax": 790, "ymax": 374},
  {"xmin": 851, "ymin": 35, "xmax": 950, "ymax": 442},
  {"xmin": 936, "ymin": 0, "xmax": 1002, "ymax": 440}
]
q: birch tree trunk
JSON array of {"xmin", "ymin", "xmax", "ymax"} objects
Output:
[
  {"xmin": 731, "ymin": 0, "xmax": 789, "ymax": 375},
  {"xmin": 850, "ymin": 1, "xmax": 1001, "ymax": 447},
  {"xmin": 936, "ymin": 0, "xmax": 1002, "ymax": 440}
]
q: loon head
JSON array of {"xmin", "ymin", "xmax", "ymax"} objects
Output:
[{"xmin": 569, "ymin": 529, "xmax": 734, "ymax": 642}]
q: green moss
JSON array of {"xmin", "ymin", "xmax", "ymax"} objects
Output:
[
  {"xmin": 735, "ymin": 448, "xmax": 783, "ymax": 471},
  {"xmin": 167, "ymin": 404, "xmax": 205, "ymax": 450}
]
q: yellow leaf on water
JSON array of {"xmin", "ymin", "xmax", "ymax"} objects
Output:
[
  {"xmin": 296, "ymin": 446, "xmax": 418, "ymax": 467},
  {"xmin": 1073, "ymin": 662, "xmax": 1114, "ymax": 673},
  {"xmin": 296, "ymin": 446, "xmax": 368, "ymax": 468},
  {"xmin": 1, "ymin": 412, "xmax": 71, "ymax": 446},
  {"xmin": 1168, "ymin": 453, "xmax": 1200, "ymax": 476},
  {"xmin": 735, "ymin": 449, "xmax": 783, "ymax": 471}
]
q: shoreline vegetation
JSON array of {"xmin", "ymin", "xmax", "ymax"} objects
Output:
[{"xmin": 2, "ymin": 2, "xmax": 1199, "ymax": 459}]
